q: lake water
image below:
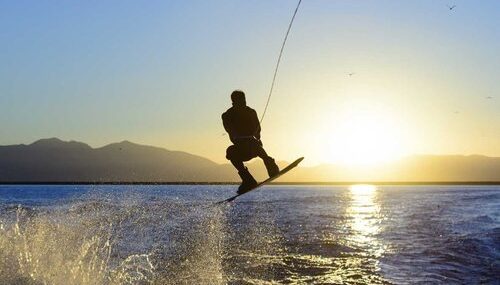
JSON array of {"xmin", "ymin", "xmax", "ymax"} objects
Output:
[{"xmin": 0, "ymin": 185, "xmax": 498, "ymax": 284}]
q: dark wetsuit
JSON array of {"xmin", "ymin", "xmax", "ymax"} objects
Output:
[
  {"xmin": 222, "ymin": 100, "xmax": 279, "ymax": 190},
  {"xmin": 222, "ymin": 106, "xmax": 265, "ymax": 162}
]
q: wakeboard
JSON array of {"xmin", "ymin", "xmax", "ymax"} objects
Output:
[{"xmin": 217, "ymin": 157, "xmax": 304, "ymax": 204}]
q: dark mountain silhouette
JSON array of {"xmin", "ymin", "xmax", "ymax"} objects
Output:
[
  {"xmin": 1, "ymin": 138, "xmax": 500, "ymax": 182},
  {"xmin": 0, "ymin": 138, "xmax": 227, "ymax": 182}
]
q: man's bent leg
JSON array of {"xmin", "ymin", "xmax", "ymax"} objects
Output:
[
  {"xmin": 255, "ymin": 145, "xmax": 271, "ymax": 160},
  {"xmin": 236, "ymin": 167, "xmax": 257, "ymax": 194},
  {"xmin": 232, "ymin": 159, "xmax": 257, "ymax": 194},
  {"xmin": 255, "ymin": 145, "xmax": 280, "ymax": 178},
  {"xmin": 230, "ymin": 160, "xmax": 245, "ymax": 172},
  {"xmin": 227, "ymin": 144, "xmax": 257, "ymax": 194}
]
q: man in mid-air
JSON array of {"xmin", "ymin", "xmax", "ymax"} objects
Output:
[{"xmin": 222, "ymin": 90, "xmax": 280, "ymax": 194}]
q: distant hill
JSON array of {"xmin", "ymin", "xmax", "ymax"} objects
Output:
[
  {"xmin": 1, "ymin": 138, "xmax": 500, "ymax": 183},
  {"xmin": 0, "ymin": 138, "xmax": 227, "ymax": 182},
  {"xmin": 289, "ymin": 155, "xmax": 500, "ymax": 182}
]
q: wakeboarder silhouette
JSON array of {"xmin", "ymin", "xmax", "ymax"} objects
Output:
[{"xmin": 222, "ymin": 90, "xmax": 280, "ymax": 194}]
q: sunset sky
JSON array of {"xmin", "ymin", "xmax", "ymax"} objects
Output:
[{"xmin": 1, "ymin": 0, "xmax": 499, "ymax": 166}]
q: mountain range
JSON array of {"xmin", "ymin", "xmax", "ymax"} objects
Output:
[{"xmin": 1, "ymin": 138, "xmax": 499, "ymax": 183}]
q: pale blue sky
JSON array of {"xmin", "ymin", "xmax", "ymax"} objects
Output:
[{"xmin": 1, "ymin": 0, "xmax": 499, "ymax": 165}]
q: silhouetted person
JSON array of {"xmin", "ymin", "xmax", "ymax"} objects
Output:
[{"xmin": 222, "ymin": 90, "xmax": 280, "ymax": 194}]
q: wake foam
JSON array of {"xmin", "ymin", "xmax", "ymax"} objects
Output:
[{"xmin": 0, "ymin": 189, "xmax": 284, "ymax": 284}]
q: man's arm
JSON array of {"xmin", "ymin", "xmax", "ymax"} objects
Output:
[
  {"xmin": 252, "ymin": 110, "xmax": 261, "ymax": 140},
  {"xmin": 222, "ymin": 113, "xmax": 236, "ymax": 143}
]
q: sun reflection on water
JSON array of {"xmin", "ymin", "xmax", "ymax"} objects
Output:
[
  {"xmin": 307, "ymin": 184, "xmax": 388, "ymax": 284},
  {"xmin": 315, "ymin": 184, "xmax": 388, "ymax": 283},
  {"xmin": 348, "ymin": 185, "xmax": 384, "ymax": 256}
]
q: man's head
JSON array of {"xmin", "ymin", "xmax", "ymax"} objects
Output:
[{"xmin": 231, "ymin": 90, "xmax": 246, "ymax": 107}]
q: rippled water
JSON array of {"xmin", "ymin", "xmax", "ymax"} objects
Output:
[{"xmin": 0, "ymin": 185, "xmax": 498, "ymax": 284}]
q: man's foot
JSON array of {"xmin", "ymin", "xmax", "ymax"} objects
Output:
[
  {"xmin": 264, "ymin": 157, "xmax": 280, "ymax": 178},
  {"xmin": 237, "ymin": 167, "xmax": 257, "ymax": 195}
]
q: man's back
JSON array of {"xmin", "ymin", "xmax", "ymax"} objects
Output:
[{"xmin": 222, "ymin": 106, "xmax": 261, "ymax": 140}]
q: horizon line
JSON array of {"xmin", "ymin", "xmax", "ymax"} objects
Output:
[{"xmin": 1, "ymin": 181, "xmax": 500, "ymax": 186}]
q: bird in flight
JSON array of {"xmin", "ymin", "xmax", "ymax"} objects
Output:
[
  {"xmin": 348, "ymin": 73, "xmax": 355, "ymax": 77},
  {"xmin": 447, "ymin": 5, "xmax": 456, "ymax": 11},
  {"xmin": 486, "ymin": 96, "xmax": 493, "ymax": 99}
]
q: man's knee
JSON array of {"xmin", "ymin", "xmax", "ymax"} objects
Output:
[{"xmin": 226, "ymin": 145, "xmax": 237, "ymax": 161}]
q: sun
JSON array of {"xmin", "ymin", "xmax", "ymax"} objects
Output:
[{"xmin": 324, "ymin": 103, "xmax": 408, "ymax": 166}]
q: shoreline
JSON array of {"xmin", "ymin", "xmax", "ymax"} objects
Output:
[{"xmin": 1, "ymin": 181, "xmax": 500, "ymax": 185}]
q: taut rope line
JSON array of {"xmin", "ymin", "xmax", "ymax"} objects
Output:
[{"xmin": 259, "ymin": 0, "xmax": 302, "ymax": 124}]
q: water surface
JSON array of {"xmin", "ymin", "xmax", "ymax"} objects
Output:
[{"xmin": 0, "ymin": 185, "xmax": 498, "ymax": 284}]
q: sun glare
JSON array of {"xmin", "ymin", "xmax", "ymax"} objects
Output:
[
  {"xmin": 349, "ymin": 184, "xmax": 377, "ymax": 196},
  {"xmin": 324, "ymin": 103, "xmax": 407, "ymax": 166}
]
